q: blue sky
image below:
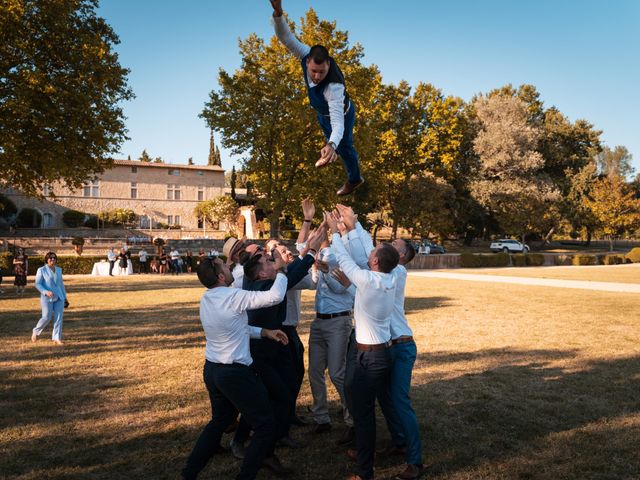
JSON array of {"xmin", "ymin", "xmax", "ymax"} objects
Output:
[{"xmin": 98, "ymin": 0, "xmax": 640, "ymax": 174}]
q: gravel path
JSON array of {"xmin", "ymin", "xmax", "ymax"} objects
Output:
[{"xmin": 409, "ymin": 266, "xmax": 640, "ymax": 293}]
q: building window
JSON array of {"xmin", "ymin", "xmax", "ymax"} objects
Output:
[
  {"xmin": 139, "ymin": 215, "xmax": 150, "ymax": 228},
  {"xmin": 43, "ymin": 184, "xmax": 51, "ymax": 196},
  {"xmin": 131, "ymin": 182, "xmax": 138, "ymax": 199},
  {"xmin": 42, "ymin": 213, "xmax": 54, "ymax": 228},
  {"xmin": 197, "ymin": 186, "xmax": 204, "ymax": 201},
  {"xmin": 167, "ymin": 184, "xmax": 181, "ymax": 200},
  {"xmin": 167, "ymin": 215, "xmax": 181, "ymax": 226},
  {"xmin": 168, "ymin": 169, "xmax": 181, "ymax": 176},
  {"xmin": 83, "ymin": 180, "xmax": 100, "ymax": 197},
  {"xmin": 131, "ymin": 166, "xmax": 138, "ymax": 173},
  {"xmin": 196, "ymin": 171, "xmax": 204, "ymax": 176},
  {"xmin": 197, "ymin": 217, "xmax": 203, "ymax": 228}
]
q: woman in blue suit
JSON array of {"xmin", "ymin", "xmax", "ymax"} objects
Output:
[{"xmin": 32, "ymin": 252, "xmax": 67, "ymax": 345}]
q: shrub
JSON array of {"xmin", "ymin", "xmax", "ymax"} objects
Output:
[
  {"xmin": 22, "ymin": 255, "xmax": 142, "ymax": 275},
  {"xmin": 553, "ymin": 254, "xmax": 572, "ymax": 266},
  {"xmin": 525, "ymin": 253, "xmax": 545, "ymax": 266},
  {"xmin": 460, "ymin": 253, "xmax": 510, "ymax": 268},
  {"xmin": 0, "ymin": 193, "xmax": 17, "ymax": 220},
  {"xmin": 71, "ymin": 237, "xmax": 85, "ymax": 246},
  {"xmin": 16, "ymin": 208, "xmax": 42, "ymax": 228},
  {"xmin": 602, "ymin": 254, "xmax": 625, "ymax": 265},
  {"xmin": 0, "ymin": 251, "xmax": 12, "ymax": 272},
  {"xmin": 84, "ymin": 215, "xmax": 98, "ymax": 228},
  {"xmin": 626, "ymin": 247, "xmax": 640, "ymax": 263},
  {"xmin": 572, "ymin": 254, "xmax": 597, "ymax": 266},
  {"xmin": 511, "ymin": 254, "xmax": 527, "ymax": 267},
  {"xmin": 62, "ymin": 209, "xmax": 86, "ymax": 227}
]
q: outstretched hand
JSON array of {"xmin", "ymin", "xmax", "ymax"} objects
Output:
[
  {"xmin": 323, "ymin": 211, "xmax": 339, "ymax": 234},
  {"xmin": 262, "ymin": 328, "xmax": 289, "ymax": 344},
  {"xmin": 336, "ymin": 204, "xmax": 357, "ymax": 231},
  {"xmin": 302, "ymin": 198, "xmax": 315, "ymax": 221},
  {"xmin": 270, "ymin": 0, "xmax": 283, "ymax": 16}
]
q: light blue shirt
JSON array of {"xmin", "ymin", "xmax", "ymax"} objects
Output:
[
  {"xmin": 35, "ymin": 266, "xmax": 67, "ymax": 302},
  {"xmin": 313, "ymin": 246, "xmax": 354, "ymax": 315}
]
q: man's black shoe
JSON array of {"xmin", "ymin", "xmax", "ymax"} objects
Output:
[
  {"xmin": 263, "ymin": 455, "xmax": 293, "ymax": 475},
  {"xmin": 335, "ymin": 426, "xmax": 355, "ymax": 445}
]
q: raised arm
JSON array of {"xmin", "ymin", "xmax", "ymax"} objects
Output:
[
  {"xmin": 270, "ymin": 1, "xmax": 310, "ymax": 60},
  {"xmin": 236, "ymin": 272, "xmax": 288, "ymax": 311}
]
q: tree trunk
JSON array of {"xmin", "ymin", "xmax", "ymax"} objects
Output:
[
  {"xmin": 391, "ymin": 219, "xmax": 398, "ymax": 240},
  {"xmin": 585, "ymin": 229, "xmax": 592, "ymax": 247},
  {"xmin": 609, "ymin": 235, "xmax": 614, "ymax": 252},
  {"xmin": 543, "ymin": 227, "xmax": 555, "ymax": 246},
  {"xmin": 372, "ymin": 224, "xmax": 379, "ymax": 244},
  {"xmin": 269, "ymin": 215, "xmax": 280, "ymax": 239}
]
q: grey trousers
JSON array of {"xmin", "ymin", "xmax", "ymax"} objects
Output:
[{"xmin": 308, "ymin": 314, "xmax": 353, "ymax": 426}]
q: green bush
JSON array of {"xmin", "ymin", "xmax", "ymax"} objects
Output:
[
  {"xmin": 511, "ymin": 254, "xmax": 527, "ymax": 267},
  {"xmin": 525, "ymin": 253, "xmax": 545, "ymax": 266},
  {"xmin": 626, "ymin": 247, "xmax": 640, "ymax": 263},
  {"xmin": 62, "ymin": 209, "xmax": 86, "ymax": 227},
  {"xmin": 16, "ymin": 208, "xmax": 42, "ymax": 228},
  {"xmin": 1, "ymin": 254, "xmax": 143, "ymax": 276},
  {"xmin": 84, "ymin": 215, "xmax": 98, "ymax": 228},
  {"xmin": 460, "ymin": 253, "xmax": 510, "ymax": 268},
  {"xmin": 602, "ymin": 254, "xmax": 625, "ymax": 265},
  {"xmin": 0, "ymin": 251, "xmax": 12, "ymax": 272},
  {"xmin": 572, "ymin": 254, "xmax": 597, "ymax": 266},
  {"xmin": 0, "ymin": 193, "xmax": 17, "ymax": 220}
]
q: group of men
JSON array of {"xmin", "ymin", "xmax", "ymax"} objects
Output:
[{"xmin": 180, "ymin": 201, "xmax": 424, "ymax": 480}]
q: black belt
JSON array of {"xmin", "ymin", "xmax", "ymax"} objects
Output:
[
  {"xmin": 392, "ymin": 336, "xmax": 414, "ymax": 345},
  {"xmin": 356, "ymin": 341, "xmax": 392, "ymax": 352},
  {"xmin": 316, "ymin": 310, "xmax": 351, "ymax": 319}
]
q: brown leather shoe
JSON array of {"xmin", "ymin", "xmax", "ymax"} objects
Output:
[
  {"xmin": 263, "ymin": 455, "xmax": 292, "ymax": 475},
  {"xmin": 344, "ymin": 475, "xmax": 368, "ymax": 480},
  {"xmin": 336, "ymin": 178, "xmax": 364, "ymax": 196},
  {"xmin": 376, "ymin": 443, "xmax": 406, "ymax": 457},
  {"xmin": 335, "ymin": 426, "xmax": 355, "ymax": 445},
  {"xmin": 395, "ymin": 463, "xmax": 425, "ymax": 480}
]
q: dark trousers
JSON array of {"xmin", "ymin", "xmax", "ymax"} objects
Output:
[
  {"xmin": 347, "ymin": 344, "xmax": 392, "ymax": 479},
  {"xmin": 316, "ymin": 104, "xmax": 361, "ymax": 184},
  {"xmin": 182, "ymin": 361, "xmax": 276, "ymax": 480},
  {"xmin": 108, "ymin": 260, "xmax": 115, "ymax": 275},
  {"xmin": 281, "ymin": 325, "xmax": 305, "ymax": 417},
  {"xmin": 344, "ymin": 330, "xmax": 357, "ymax": 415},
  {"xmin": 234, "ymin": 340, "xmax": 295, "ymax": 444},
  {"xmin": 139, "ymin": 261, "xmax": 148, "ymax": 274}
]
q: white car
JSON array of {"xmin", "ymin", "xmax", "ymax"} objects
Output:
[{"xmin": 490, "ymin": 239, "xmax": 530, "ymax": 253}]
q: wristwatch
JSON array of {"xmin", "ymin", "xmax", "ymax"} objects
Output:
[{"xmin": 328, "ymin": 141, "xmax": 337, "ymax": 150}]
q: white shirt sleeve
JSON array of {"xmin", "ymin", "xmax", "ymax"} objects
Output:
[
  {"xmin": 356, "ymin": 222, "xmax": 375, "ymax": 256},
  {"xmin": 235, "ymin": 273, "xmax": 288, "ymax": 311},
  {"xmin": 248, "ymin": 326, "xmax": 263, "ymax": 339},
  {"xmin": 324, "ymin": 83, "xmax": 346, "ymax": 146},
  {"xmin": 331, "ymin": 233, "xmax": 374, "ymax": 289},
  {"xmin": 347, "ymin": 229, "xmax": 369, "ymax": 269},
  {"xmin": 272, "ymin": 15, "xmax": 310, "ymax": 59}
]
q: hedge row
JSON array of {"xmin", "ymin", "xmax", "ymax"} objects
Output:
[{"xmin": 459, "ymin": 251, "xmax": 635, "ymax": 269}]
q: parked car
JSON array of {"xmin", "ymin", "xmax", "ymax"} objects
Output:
[
  {"xmin": 415, "ymin": 240, "xmax": 447, "ymax": 254},
  {"xmin": 490, "ymin": 239, "xmax": 530, "ymax": 253}
]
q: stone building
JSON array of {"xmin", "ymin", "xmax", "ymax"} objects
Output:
[{"xmin": 2, "ymin": 160, "xmax": 225, "ymax": 230}]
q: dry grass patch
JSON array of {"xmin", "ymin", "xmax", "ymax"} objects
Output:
[
  {"xmin": 1, "ymin": 275, "xmax": 639, "ymax": 479},
  {"xmin": 451, "ymin": 263, "xmax": 640, "ymax": 284}
]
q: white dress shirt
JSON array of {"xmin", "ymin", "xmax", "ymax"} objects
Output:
[
  {"xmin": 283, "ymin": 272, "xmax": 315, "ymax": 327},
  {"xmin": 272, "ymin": 14, "xmax": 346, "ymax": 146},
  {"xmin": 331, "ymin": 233, "xmax": 396, "ymax": 345},
  {"xmin": 201, "ymin": 273, "xmax": 287, "ymax": 366},
  {"xmin": 389, "ymin": 265, "xmax": 413, "ymax": 339},
  {"xmin": 107, "ymin": 250, "xmax": 116, "ymax": 262},
  {"xmin": 231, "ymin": 263, "xmax": 245, "ymax": 289}
]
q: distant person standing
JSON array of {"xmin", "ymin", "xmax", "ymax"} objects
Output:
[
  {"xmin": 13, "ymin": 248, "xmax": 28, "ymax": 294},
  {"xmin": 138, "ymin": 248, "xmax": 149, "ymax": 274},
  {"xmin": 170, "ymin": 248, "xmax": 182, "ymax": 274},
  {"xmin": 107, "ymin": 247, "xmax": 116, "ymax": 276},
  {"xmin": 118, "ymin": 248, "xmax": 128, "ymax": 275},
  {"xmin": 32, "ymin": 252, "xmax": 67, "ymax": 345}
]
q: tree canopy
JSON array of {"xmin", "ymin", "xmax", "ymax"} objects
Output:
[{"xmin": 0, "ymin": 0, "xmax": 133, "ymax": 197}]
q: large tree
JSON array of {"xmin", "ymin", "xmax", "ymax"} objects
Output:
[
  {"xmin": 469, "ymin": 93, "xmax": 560, "ymax": 241},
  {"xmin": 583, "ymin": 174, "xmax": 640, "ymax": 250},
  {"xmin": 201, "ymin": 9, "xmax": 380, "ymax": 235},
  {"xmin": 0, "ymin": 0, "xmax": 133, "ymax": 197},
  {"xmin": 193, "ymin": 196, "xmax": 240, "ymax": 233}
]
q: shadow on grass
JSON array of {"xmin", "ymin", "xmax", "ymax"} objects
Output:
[
  {"xmin": 0, "ymin": 302, "xmax": 202, "ymax": 363},
  {"xmin": 1, "ymin": 346, "xmax": 639, "ymax": 479}
]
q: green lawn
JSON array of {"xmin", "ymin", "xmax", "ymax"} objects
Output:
[{"xmin": 1, "ymin": 274, "xmax": 638, "ymax": 479}]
